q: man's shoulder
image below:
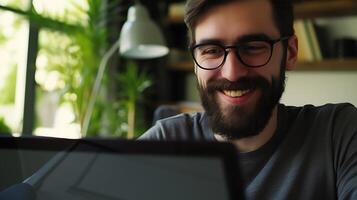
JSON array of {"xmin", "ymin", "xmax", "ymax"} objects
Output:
[
  {"xmin": 284, "ymin": 102, "xmax": 356, "ymax": 117},
  {"xmin": 157, "ymin": 112, "xmax": 205, "ymax": 124},
  {"xmin": 283, "ymin": 102, "xmax": 357, "ymax": 137},
  {"xmin": 139, "ymin": 112, "xmax": 214, "ymax": 141}
]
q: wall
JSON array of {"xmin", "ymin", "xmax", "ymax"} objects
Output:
[{"xmin": 282, "ymin": 71, "xmax": 357, "ymax": 107}]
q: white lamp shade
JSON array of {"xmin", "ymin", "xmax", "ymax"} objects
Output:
[{"xmin": 119, "ymin": 4, "xmax": 169, "ymax": 59}]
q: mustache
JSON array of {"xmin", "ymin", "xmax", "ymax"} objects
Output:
[{"xmin": 206, "ymin": 77, "xmax": 270, "ymax": 94}]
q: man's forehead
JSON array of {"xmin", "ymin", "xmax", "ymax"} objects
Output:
[
  {"xmin": 194, "ymin": 0, "xmax": 273, "ymax": 25},
  {"xmin": 194, "ymin": 0, "xmax": 278, "ymax": 45}
]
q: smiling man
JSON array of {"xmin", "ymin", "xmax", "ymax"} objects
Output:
[
  {"xmin": 192, "ymin": 0, "xmax": 295, "ymax": 151},
  {"xmin": 140, "ymin": 0, "xmax": 357, "ymax": 199}
]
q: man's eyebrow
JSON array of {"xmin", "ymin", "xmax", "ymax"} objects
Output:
[
  {"xmin": 238, "ymin": 34, "xmax": 272, "ymax": 42},
  {"xmin": 194, "ymin": 34, "xmax": 273, "ymax": 46}
]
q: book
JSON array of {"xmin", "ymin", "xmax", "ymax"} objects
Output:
[
  {"xmin": 168, "ymin": 2, "xmax": 185, "ymax": 23},
  {"xmin": 304, "ymin": 19, "xmax": 322, "ymax": 61},
  {"xmin": 313, "ymin": 21, "xmax": 333, "ymax": 58},
  {"xmin": 294, "ymin": 19, "xmax": 315, "ymax": 62}
]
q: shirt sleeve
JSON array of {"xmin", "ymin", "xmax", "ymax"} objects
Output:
[
  {"xmin": 138, "ymin": 112, "xmax": 212, "ymax": 141},
  {"xmin": 333, "ymin": 104, "xmax": 357, "ymax": 199},
  {"xmin": 138, "ymin": 122, "xmax": 166, "ymax": 140},
  {"xmin": 138, "ymin": 114, "xmax": 196, "ymax": 141}
]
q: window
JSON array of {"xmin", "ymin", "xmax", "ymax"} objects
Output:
[
  {"xmin": 0, "ymin": 0, "xmax": 31, "ymax": 135},
  {"xmin": 1, "ymin": 0, "xmax": 148, "ymax": 138},
  {"xmin": 32, "ymin": 0, "xmax": 91, "ymax": 138}
]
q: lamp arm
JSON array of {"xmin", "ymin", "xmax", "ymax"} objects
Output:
[{"xmin": 81, "ymin": 40, "xmax": 120, "ymax": 136}]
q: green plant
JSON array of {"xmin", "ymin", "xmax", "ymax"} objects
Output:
[
  {"xmin": 117, "ymin": 61, "xmax": 152, "ymax": 139},
  {"xmin": 34, "ymin": 0, "xmax": 109, "ymax": 136},
  {"xmin": 0, "ymin": 1, "xmax": 153, "ymax": 138},
  {"xmin": 0, "ymin": 32, "xmax": 6, "ymax": 43},
  {"xmin": 0, "ymin": 64, "xmax": 17, "ymax": 105},
  {"xmin": 0, "ymin": 117, "xmax": 11, "ymax": 135}
]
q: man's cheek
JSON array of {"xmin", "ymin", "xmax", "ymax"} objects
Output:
[{"xmin": 196, "ymin": 76, "xmax": 207, "ymax": 89}]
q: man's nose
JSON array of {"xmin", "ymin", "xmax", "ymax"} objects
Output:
[{"xmin": 220, "ymin": 51, "xmax": 249, "ymax": 81}]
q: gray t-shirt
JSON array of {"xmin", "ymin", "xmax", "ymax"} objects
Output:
[{"xmin": 140, "ymin": 103, "xmax": 357, "ymax": 200}]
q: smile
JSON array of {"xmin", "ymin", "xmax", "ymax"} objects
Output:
[{"xmin": 222, "ymin": 89, "xmax": 250, "ymax": 98}]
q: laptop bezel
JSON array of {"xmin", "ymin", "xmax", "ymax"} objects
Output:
[{"xmin": 0, "ymin": 136, "xmax": 245, "ymax": 200}]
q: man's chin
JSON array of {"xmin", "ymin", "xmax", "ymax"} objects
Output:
[
  {"xmin": 206, "ymin": 104, "xmax": 253, "ymax": 139},
  {"xmin": 219, "ymin": 99, "xmax": 256, "ymax": 122}
]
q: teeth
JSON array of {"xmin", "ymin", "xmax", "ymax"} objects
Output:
[{"xmin": 223, "ymin": 90, "xmax": 250, "ymax": 97}]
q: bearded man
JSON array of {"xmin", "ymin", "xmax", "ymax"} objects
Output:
[{"xmin": 140, "ymin": 0, "xmax": 357, "ymax": 199}]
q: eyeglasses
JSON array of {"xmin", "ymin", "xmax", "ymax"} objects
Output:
[{"xmin": 190, "ymin": 36, "xmax": 290, "ymax": 70}]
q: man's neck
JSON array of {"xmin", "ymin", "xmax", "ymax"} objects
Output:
[{"xmin": 214, "ymin": 106, "xmax": 279, "ymax": 153}]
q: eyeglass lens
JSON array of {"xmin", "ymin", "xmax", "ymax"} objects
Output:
[{"xmin": 193, "ymin": 41, "xmax": 273, "ymax": 69}]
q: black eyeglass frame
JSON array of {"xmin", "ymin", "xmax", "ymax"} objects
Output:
[{"xmin": 190, "ymin": 36, "xmax": 291, "ymax": 70}]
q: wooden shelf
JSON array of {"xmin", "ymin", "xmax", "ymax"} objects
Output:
[
  {"xmin": 294, "ymin": 0, "xmax": 357, "ymax": 19},
  {"xmin": 167, "ymin": 1, "xmax": 357, "ymax": 23},
  {"xmin": 296, "ymin": 58, "xmax": 357, "ymax": 71}
]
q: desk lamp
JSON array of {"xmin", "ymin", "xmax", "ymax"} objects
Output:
[{"xmin": 81, "ymin": 3, "xmax": 169, "ymax": 136}]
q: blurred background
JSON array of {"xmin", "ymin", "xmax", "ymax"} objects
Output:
[{"xmin": 0, "ymin": 0, "xmax": 357, "ymax": 139}]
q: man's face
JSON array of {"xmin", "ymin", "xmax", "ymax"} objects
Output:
[{"xmin": 194, "ymin": 0, "xmax": 289, "ymax": 139}]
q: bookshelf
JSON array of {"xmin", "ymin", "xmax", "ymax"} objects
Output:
[
  {"xmin": 166, "ymin": 0, "xmax": 357, "ymax": 71},
  {"xmin": 294, "ymin": 0, "xmax": 357, "ymax": 19},
  {"xmin": 297, "ymin": 58, "xmax": 357, "ymax": 71}
]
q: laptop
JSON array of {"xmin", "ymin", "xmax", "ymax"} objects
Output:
[{"xmin": 0, "ymin": 136, "xmax": 245, "ymax": 200}]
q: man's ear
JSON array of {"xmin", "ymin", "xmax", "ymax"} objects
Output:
[{"xmin": 285, "ymin": 35, "xmax": 298, "ymax": 71}]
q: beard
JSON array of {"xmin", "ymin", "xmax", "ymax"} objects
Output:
[{"xmin": 198, "ymin": 63, "xmax": 286, "ymax": 140}]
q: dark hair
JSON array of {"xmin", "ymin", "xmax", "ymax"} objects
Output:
[{"xmin": 184, "ymin": 0, "xmax": 294, "ymax": 46}]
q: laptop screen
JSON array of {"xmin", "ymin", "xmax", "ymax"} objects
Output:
[{"xmin": 0, "ymin": 137, "xmax": 245, "ymax": 200}]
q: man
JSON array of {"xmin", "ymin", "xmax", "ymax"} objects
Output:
[{"xmin": 140, "ymin": 0, "xmax": 357, "ymax": 199}]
